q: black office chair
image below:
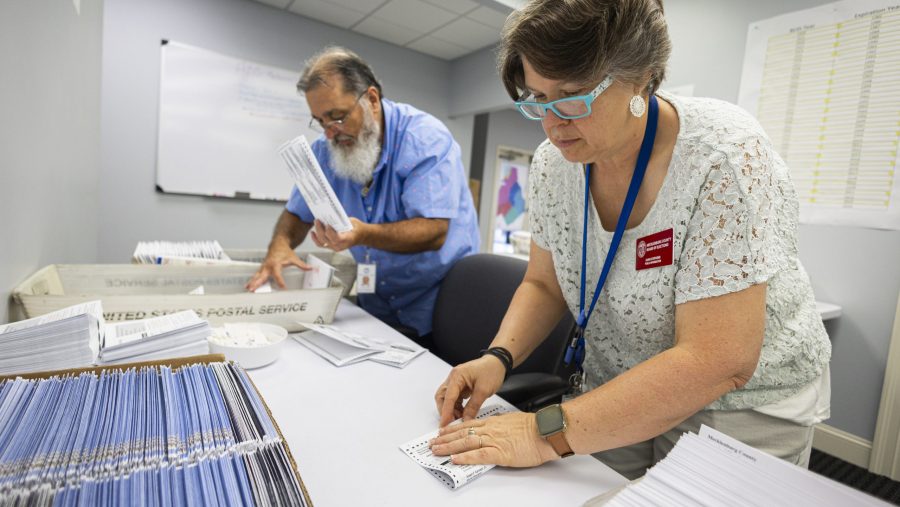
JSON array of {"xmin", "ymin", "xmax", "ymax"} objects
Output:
[{"xmin": 432, "ymin": 253, "xmax": 575, "ymax": 412}]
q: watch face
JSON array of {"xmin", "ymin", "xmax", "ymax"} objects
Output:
[{"xmin": 536, "ymin": 405, "xmax": 565, "ymax": 436}]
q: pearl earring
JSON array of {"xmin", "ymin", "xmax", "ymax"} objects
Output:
[{"xmin": 629, "ymin": 95, "xmax": 646, "ymax": 117}]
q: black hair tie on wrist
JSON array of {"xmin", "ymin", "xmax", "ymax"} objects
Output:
[{"xmin": 481, "ymin": 346, "xmax": 513, "ymax": 379}]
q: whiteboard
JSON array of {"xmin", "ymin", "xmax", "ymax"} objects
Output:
[{"xmin": 156, "ymin": 41, "xmax": 318, "ymax": 201}]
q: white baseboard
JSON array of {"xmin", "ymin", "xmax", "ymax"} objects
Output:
[{"xmin": 813, "ymin": 423, "xmax": 872, "ymax": 469}]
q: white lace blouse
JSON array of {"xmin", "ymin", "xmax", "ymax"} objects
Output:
[{"xmin": 528, "ymin": 92, "xmax": 831, "ymax": 410}]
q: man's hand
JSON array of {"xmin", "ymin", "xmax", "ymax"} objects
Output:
[
  {"xmin": 310, "ymin": 218, "xmax": 370, "ymax": 252},
  {"xmin": 245, "ymin": 241, "xmax": 311, "ymax": 291}
]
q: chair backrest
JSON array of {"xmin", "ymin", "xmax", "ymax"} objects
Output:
[{"xmin": 432, "ymin": 253, "xmax": 574, "ymax": 375}]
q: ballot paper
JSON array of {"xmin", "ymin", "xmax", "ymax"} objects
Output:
[
  {"xmin": 0, "ymin": 300, "xmax": 102, "ymax": 374},
  {"xmin": 292, "ymin": 322, "xmax": 425, "ymax": 368},
  {"xmin": 301, "ymin": 254, "xmax": 336, "ymax": 289},
  {"xmin": 98, "ymin": 310, "xmax": 211, "ymax": 363},
  {"xmin": 400, "ymin": 405, "xmax": 513, "ymax": 489},
  {"xmin": 279, "ymin": 135, "xmax": 353, "ymax": 233},
  {"xmin": 605, "ymin": 425, "xmax": 890, "ymax": 506}
]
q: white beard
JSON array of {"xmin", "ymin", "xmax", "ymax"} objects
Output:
[{"xmin": 327, "ymin": 102, "xmax": 381, "ymax": 185}]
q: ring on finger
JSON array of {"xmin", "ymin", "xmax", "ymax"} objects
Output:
[
  {"xmin": 478, "ymin": 436, "xmax": 483, "ymax": 448},
  {"xmin": 467, "ymin": 427, "xmax": 476, "ymax": 437}
]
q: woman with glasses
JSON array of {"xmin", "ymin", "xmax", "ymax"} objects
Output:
[{"xmin": 431, "ymin": 0, "xmax": 831, "ymax": 479}]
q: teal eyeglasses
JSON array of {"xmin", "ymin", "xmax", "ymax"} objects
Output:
[{"xmin": 515, "ymin": 75, "xmax": 614, "ymax": 121}]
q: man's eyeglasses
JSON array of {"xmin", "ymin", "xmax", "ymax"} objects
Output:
[
  {"xmin": 515, "ymin": 75, "xmax": 614, "ymax": 121},
  {"xmin": 308, "ymin": 91, "xmax": 367, "ymax": 133}
]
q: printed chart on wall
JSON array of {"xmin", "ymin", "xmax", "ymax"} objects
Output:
[
  {"xmin": 738, "ymin": 0, "xmax": 900, "ymax": 230},
  {"xmin": 490, "ymin": 147, "xmax": 532, "ymax": 255},
  {"xmin": 496, "ymin": 159, "xmax": 528, "ymax": 232},
  {"xmin": 157, "ymin": 41, "xmax": 318, "ymax": 201}
]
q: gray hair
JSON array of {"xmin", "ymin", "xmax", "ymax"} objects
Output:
[
  {"xmin": 297, "ymin": 46, "xmax": 384, "ymax": 97},
  {"xmin": 498, "ymin": 0, "xmax": 671, "ymax": 99}
]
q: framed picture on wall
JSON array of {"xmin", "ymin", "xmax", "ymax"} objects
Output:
[{"xmin": 488, "ymin": 145, "xmax": 533, "ymax": 257}]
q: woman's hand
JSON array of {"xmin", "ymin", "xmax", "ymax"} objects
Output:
[
  {"xmin": 429, "ymin": 412, "xmax": 558, "ymax": 467},
  {"xmin": 434, "ymin": 356, "xmax": 506, "ymax": 427}
]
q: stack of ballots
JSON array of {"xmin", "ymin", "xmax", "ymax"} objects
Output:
[
  {"xmin": 0, "ymin": 300, "xmax": 101, "ymax": 375},
  {"xmin": 97, "ymin": 310, "xmax": 211, "ymax": 364},
  {"xmin": 132, "ymin": 239, "xmax": 232, "ymax": 264},
  {"xmin": 605, "ymin": 425, "xmax": 889, "ymax": 506},
  {"xmin": 0, "ymin": 359, "xmax": 311, "ymax": 506}
]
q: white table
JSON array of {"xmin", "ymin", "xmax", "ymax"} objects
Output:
[
  {"xmin": 816, "ymin": 301, "xmax": 842, "ymax": 321},
  {"xmin": 249, "ymin": 300, "xmax": 627, "ymax": 507}
]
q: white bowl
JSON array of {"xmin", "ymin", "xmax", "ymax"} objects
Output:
[{"xmin": 208, "ymin": 323, "xmax": 288, "ymax": 369}]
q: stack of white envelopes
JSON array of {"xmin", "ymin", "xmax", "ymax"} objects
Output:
[
  {"xmin": 606, "ymin": 425, "xmax": 889, "ymax": 506},
  {"xmin": 132, "ymin": 239, "xmax": 231, "ymax": 264},
  {"xmin": 0, "ymin": 301, "xmax": 101, "ymax": 375},
  {"xmin": 293, "ymin": 322, "xmax": 424, "ymax": 368},
  {"xmin": 97, "ymin": 310, "xmax": 210, "ymax": 364}
]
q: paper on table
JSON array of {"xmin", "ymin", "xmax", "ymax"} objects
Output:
[
  {"xmin": 291, "ymin": 330, "xmax": 380, "ymax": 367},
  {"xmin": 605, "ymin": 425, "xmax": 891, "ymax": 506},
  {"xmin": 0, "ymin": 300, "xmax": 105, "ymax": 335},
  {"xmin": 400, "ymin": 405, "xmax": 512, "ymax": 489},
  {"xmin": 102, "ymin": 310, "xmax": 204, "ymax": 348},
  {"xmin": 297, "ymin": 322, "xmax": 424, "ymax": 368},
  {"xmin": 98, "ymin": 310, "xmax": 211, "ymax": 363},
  {"xmin": 279, "ymin": 135, "xmax": 352, "ymax": 233},
  {"xmin": 302, "ymin": 254, "xmax": 336, "ymax": 289}
]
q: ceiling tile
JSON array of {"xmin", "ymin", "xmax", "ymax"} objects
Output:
[
  {"xmin": 371, "ymin": 0, "xmax": 458, "ymax": 34},
  {"xmin": 430, "ymin": 16, "xmax": 501, "ymax": 51},
  {"xmin": 467, "ymin": 5, "xmax": 510, "ymax": 29},
  {"xmin": 353, "ymin": 16, "xmax": 425, "ymax": 46},
  {"xmin": 323, "ymin": 0, "xmax": 387, "ymax": 14},
  {"xmin": 406, "ymin": 36, "xmax": 471, "ymax": 60},
  {"xmin": 253, "ymin": 0, "xmax": 292, "ymax": 8},
  {"xmin": 420, "ymin": 0, "xmax": 479, "ymax": 15},
  {"xmin": 288, "ymin": 0, "xmax": 368, "ymax": 28}
]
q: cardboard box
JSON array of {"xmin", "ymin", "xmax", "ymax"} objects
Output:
[
  {"xmin": 12, "ymin": 263, "xmax": 343, "ymax": 331},
  {"xmin": 226, "ymin": 249, "xmax": 357, "ymax": 297},
  {"xmin": 0, "ymin": 354, "xmax": 313, "ymax": 505}
]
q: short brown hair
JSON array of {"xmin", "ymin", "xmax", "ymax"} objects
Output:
[{"xmin": 498, "ymin": 0, "xmax": 671, "ymax": 100}]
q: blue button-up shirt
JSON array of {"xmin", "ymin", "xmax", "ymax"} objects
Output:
[{"xmin": 286, "ymin": 99, "xmax": 480, "ymax": 336}]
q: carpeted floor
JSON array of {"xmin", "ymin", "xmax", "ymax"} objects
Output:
[{"xmin": 809, "ymin": 449, "xmax": 900, "ymax": 504}]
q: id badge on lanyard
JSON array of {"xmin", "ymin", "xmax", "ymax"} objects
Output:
[
  {"xmin": 357, "ymin": 184, "xmax": 377, "ymax": 294},
  {"xmin": 563, "ymin": 95, "xmax": 659, "ymax": 399},
  {"xmin": 357, "ymin": 250, "xmax": 376, "ymax": 294}
]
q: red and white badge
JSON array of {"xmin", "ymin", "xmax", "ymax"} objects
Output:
[{"xmin": 636, "ymin": 228, "xmax": 673, "ymax": 271}]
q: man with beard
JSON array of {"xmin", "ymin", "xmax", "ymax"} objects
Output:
[{"xmin": 247, "ymin": 47, "xmax": 480, "ymax": 348}]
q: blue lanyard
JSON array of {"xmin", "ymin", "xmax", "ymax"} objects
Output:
[{"xmin": 564, "ymin": 95, "xmax": 660, "ymax": 371}]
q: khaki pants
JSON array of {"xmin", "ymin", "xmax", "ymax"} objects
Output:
[{"xmin": 593, "ymin": 409, "xmax": 815, "ymax": 480}]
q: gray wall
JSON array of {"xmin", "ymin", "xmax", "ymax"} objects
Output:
[
  {"xmin": 460, "ymin": 0, "xmax": 900, "ymax": 441},
  {"xmin": 449, "ymin": 44, "xmax": 509, "ymax": 116},
  {"xmin": 0, "ymin": 0, "xmax": 104, "ymax": 323},
  {"xmin": 98, "ymin": 0, "xmax": 473, "ymax": 262}
]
